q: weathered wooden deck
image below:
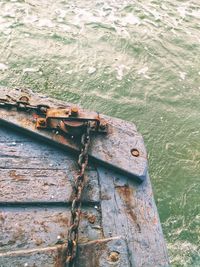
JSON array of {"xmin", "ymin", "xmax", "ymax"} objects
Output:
[{"xmin": 0, "ymin": 88, "xmax": 169, "ymax": 267}]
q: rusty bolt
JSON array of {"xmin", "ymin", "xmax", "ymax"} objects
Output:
[
  {"xmin": 38, "ymin": 118, "xmax": 46, "ymax": 127},
  {"xmin": 131, "ymin": 148, "xmax": 140, "ymax": 157},
  {"xmin": 19, "ymin": 95, "xmax": 29, "ymax": 104},
  {"xmin": 88, "ymin": 214, "xmax": 96, "ymax": 224},
  {"xmin": 100, "ymin": 124, "xmax": 106, "ymax": 130},
  {"xmin": 71, "ymin": 106, "xmax": 78, "ymax": 116},
  {"xmin": 99, "ymin": 120, "xmax": 107, "ymax": 130},
  {"xmin": 108, "ymin": 251, "xmax": 120, "ymax": 262}
]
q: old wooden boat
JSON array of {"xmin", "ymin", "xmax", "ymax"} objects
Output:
[{"xmin": 0, "ymin": 87, "xmax": 169, "ymax": 267}]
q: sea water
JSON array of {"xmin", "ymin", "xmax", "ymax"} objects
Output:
[{"xmin": 0, "ymin": 1, "xmax": 199, "ymax": 266}]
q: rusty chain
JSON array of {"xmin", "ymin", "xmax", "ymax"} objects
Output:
[
  {"xmin": 0, "ymin": 95, "xmax": 49, "ymax": 113},
  {"xmin": 65, "ymin": 123, "xmax": 91, "ymax": 267},
  {"xmin": 1, "ymin": 95, "xmax": 101, "ymax": 266}
]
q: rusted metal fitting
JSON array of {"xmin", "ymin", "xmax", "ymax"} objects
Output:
[
  {"xmin": 98, "ymin": 119, "xmax": 108, "ymax": 132},
  {"xmin": 36, "ymin": 118, "xmax": 47, "ymax": 128},
  {"xmin": 60, "ymin": 120, "xmax": 85, "ymax": 136},
  {"xmin": 108, "ymin": 251, "xmax": 120, "ymax": 262},
  {"xmin": 19, "ymin": 95, "xmax": 30, "ymax": 104},
  {"xmin": 131, "ymin": 148, "xmax": 140, "ymax": 157},
  {"xmin": 71, "ymin": 107, "xmax": 79, "ymax": 116},
  {"xmin": 100, "ymin": 123, "xmax": 106, "ymax": 130},
  {"xmin": 87, "ymin": 214, "xmax": 96, "ymax": 224}
]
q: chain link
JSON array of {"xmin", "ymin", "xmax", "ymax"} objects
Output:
[
  {"xmin": 65, "ymin": 124, "xmax": 91, "ymax": 267},
  {"xmin": 0, "ymin": 95, "xmax": 49, "ymax": 113}
]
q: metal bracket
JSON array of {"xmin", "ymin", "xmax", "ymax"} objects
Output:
[
  {"xmin": 0, "ymin": 90, "xmax": 147, "ymax": 183},
  {"xmin": 35, "ymin": 106, "xmax": 108, "ymax": 136}
]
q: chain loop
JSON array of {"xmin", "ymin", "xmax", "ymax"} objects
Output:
[{"xmin": 65, "ymin": 123, "xmax": 91, "ymax": 267}]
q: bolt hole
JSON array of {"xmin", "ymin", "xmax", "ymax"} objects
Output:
[
  {"xmin": 131, "ymin": 148, "xmax": 140, "ymax": 157},
  {"xmin": 108, "ymin": 251, "xmax": 120, "ymax": 262}
]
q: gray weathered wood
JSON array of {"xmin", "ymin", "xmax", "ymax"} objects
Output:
[
  {"xmin": 98, "ymin": 168, "xmax": 169, "ymax": 266},
  {"xmin": 0, "ymin": 237, "xmax": 130, "ymax": 267},
  {"xmin": 0, "ymin": 206, "xmax": 102, "ymax": 253},
  {"xmin": 0, "ymin": 88, "xmax": 169, "ymax": 266}
]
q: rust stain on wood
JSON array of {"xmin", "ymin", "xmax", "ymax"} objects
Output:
[
  {"xmin": 116, "ymin": 185, "xmax": 141, "ymax": 233},
  {"xmin": 0, "ymin": 213, "xmax": 5, "ymax": 222},
  {"xmin": 20, "ymin": 117, "xmax": 34, "ymax": 128},
  {"xmin": 9, "ymin": 170, "xmax": 26, "ymax": 181},
  {"xmin": 100, "ymin": 193, "xmax": 111, "ymax": 201},
  {"xmin": 77, "ymin": 239, "xmax": 108, "ymax": 267},
  {"xmin": 54, "ymin": 245, "xmax": 67, "ymax": 267},
  {"xmin": 35, "ymin": 238, "xmax": 44, "ymax": 246},
  {"xmin": 40, "ymin": 221, "xmax": 50, "ymax": 233},
  {"xmin": 54, "ymin": 215, "xmax": 69, "ymax": 226},
  {"xmin": 81, "ymin": 212, "xmax": 97, "ymax": 224}
]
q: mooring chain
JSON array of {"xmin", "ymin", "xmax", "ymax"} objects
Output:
[
  {"xmin": 1, "ymin": 95, "xmax": 104, "ymax": 266},
  {"xmin": 0, "ymin": 95, "xmax": 49, "ymax": 113},
  {"xmin": 66, "ymin": 124, "xmax": 91, "ymax": 267}
]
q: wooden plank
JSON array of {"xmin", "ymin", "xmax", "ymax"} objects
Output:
[
  {"xmin": 98, "ymin": 167, "xmax": 169, "ymax": 266},
  {"xmin": 77, "ymin": 237, "xmax": 131, "ymax": 267},
  {"xmin": 0, "ymin": 206, "xmax": 102, "ymax": 253},
  {"xmin": 0, "ymin": 237, "xmax": 130, "ymax": 267},
  {"xmin": 0, "ymin": 169, "xmax": 99, "ymax": 203},
  {"xmin": 0, "ymin": 169, "xmax": 72, "ymax": 202},
  {"xmin": 0, "ymin": 245, "xmax": 67, "ymax": 267},
  {"xmin": 0, "ymin": 127, "xmax": 31, "ymax": 142},
  {"xmin": 0, "ymin": 127, "xmax": 99, "ymax": 203}
]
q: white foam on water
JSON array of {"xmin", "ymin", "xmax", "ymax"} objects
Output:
[
  {"xmin": 0, "ymin": 63, "xmax": 8, "ymax": 71},
  {"xmin": 68, "ymin": 5, "xmax": 141, "ymax": 35},
  {"xmin": 73, "ymin": 9, "xmax": 101, "ymax": 26},
  {"xmin": 177, "ymin": 6, "xmax": 187, "ymax": 18},
  {"xmin": 165, "ymin": 142, "xmax": 174, "ymax": 150},
  {"xmin": 151, "ymin": 9, "xmax": 162, "ymax": 21},
  {"xmin": 115, "ymin": 64, "xmax": 130, "ymax": 80},
  {"xmin": 59, "ymin": 24, "xmax": 72, "ymax": 33},
  {"xmin": 0, "ymin": 17, "xmax": 13, "ymax": 32},
  {"xmin": 179, "ymin": 72, "xmax": 186, "ymax": 80},
  {"xmin": 137, "ymin": 66, "xmax": 149, "ymax": 75},
  {"xmin": 161, "ymin": 4, "xmax": 168, "ymax": 11},
  {"xmin": 23, "ymin": 68, "xmax": 39, "ymax": 73},
  {"xmin": 55, "ymin": 9, "xmax": 67, "ymax": 19},
  {"xmin": 88, "ymin": 67, "xmax": 96, "ymax": 74},
  {"xmin": 137, "ymin": 66, "xmax": 151, "ymax": 79},
  {"xmin": 23, "ymin": 15, "xmax": 38, "ymax": 25},
  {"xmin": 115, "ymin": 27, "xmax": 130, "ymax": 38},
  {"xmin": 66, "ymin": 70, "xmax": 73, "ymax": 75},
  {"xmin": 120, "ymin": 13, "xmax": 141, "ymax": 26},
  {"xmin": 2, "ymin": 8, "xmax": 16, "ymax": 18},
  {"xmin": 38, "ymin": 19, "xmax": 55, "ymax": 28}
]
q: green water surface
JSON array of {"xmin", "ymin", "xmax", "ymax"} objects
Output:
[{"xmin": 0, "ymin": 0, "xmax": 200, "ymax": 266}]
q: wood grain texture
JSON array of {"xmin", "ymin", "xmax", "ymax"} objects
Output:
[
  {"xmin": 0, "ymin": 128, "xmax": 99, "ymax": 203},
  {"xmin": 98, "ymin": 167, "xmax": 169, "ymax": 266},
  {"xmin": 0, "ymin": 88, "xmax": 169, "ymax": 266}
]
